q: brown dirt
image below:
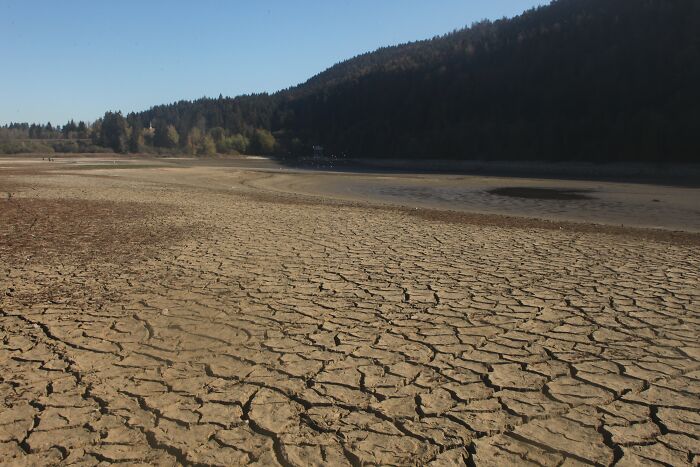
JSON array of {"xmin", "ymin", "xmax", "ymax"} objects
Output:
[
  {"xmin": 1, "ymin": 161, "xmax": 698, "ymax": 466},
  {"xmin": 0, "ymin": 198, "xmax": 184, "ymax": 263},
  {"xmin": 240, "ymin": 188, "xmax": 700, "ymax": 247}
]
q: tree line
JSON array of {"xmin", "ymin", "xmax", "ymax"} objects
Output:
[
  {"xmin": 0, "ymin": 121, "xmax": 89, "ymax": 140},
  {"xmin": 123, "ymin": 0, "xmax": 700, "ymax": 163},
  {"xmin": 1, "ymin": 115, "xmax": 277, "ymax": 156},
  {"xmin": 93, "ymin": 111, "xmax": 277, "ymax": 156},
  {"xmin": 5, "ymin": 0, "xmax": 699, "ymax": 162},
  {"xmin": 0, "ymin": 121, "xmax": 106, "ymax": 154}
]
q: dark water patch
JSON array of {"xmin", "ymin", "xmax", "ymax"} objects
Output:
[{"xmin": 488, "ymin": 187, "xmax": 594, "ymax": 200}]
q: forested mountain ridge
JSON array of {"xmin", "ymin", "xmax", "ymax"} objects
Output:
[
  {"xmin": 4, "ymin": 0, "xmax": 699, "ymax": 162},
  {"xmin": 277, "ymin": 0, "xmax": 700, "ymax": 161}
]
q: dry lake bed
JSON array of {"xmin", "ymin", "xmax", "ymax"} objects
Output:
[{"xmin": 1, "ymin": 155, "xmax": 699, "ymax": 465}]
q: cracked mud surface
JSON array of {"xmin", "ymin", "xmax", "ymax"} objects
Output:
[{"xmin": 1, "ymin": 161, "xmax": 699, "ymax": 466}]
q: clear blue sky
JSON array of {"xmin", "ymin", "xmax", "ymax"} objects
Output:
[{"xmin": 1, "ymin": 0, "xmax": 549, "ymax": 125}]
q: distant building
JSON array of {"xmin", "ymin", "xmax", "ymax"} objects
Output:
[{"xmin": 312, "ymin": 145, "xmax": 324, "ymax": 159}]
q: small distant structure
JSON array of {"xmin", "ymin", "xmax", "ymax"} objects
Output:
[{"xmin": 312, "ymin": 145, "xmax": 324, "ymax": 159}]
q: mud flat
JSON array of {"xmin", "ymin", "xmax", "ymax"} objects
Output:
[
  {"xmin": 1, "ymin": 157, "xmax": 699, "ymax": 465},
  {"xmin": 247, "ymin": 168, "xmax": 700, "ymax": 233}
]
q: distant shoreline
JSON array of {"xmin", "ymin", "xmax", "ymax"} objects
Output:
[{"xmin": 3, "ymin": 152, "xmax": 700, "ymax": 187}]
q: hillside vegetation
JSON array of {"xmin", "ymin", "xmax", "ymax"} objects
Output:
[{"xmin": 4, "ymin": 0, "xmax": 699, "ymax": 162}]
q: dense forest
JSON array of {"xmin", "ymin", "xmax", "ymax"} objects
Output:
[{"xmin": 3, "ymin": 0, "xmax": 699, "ymax": 162}]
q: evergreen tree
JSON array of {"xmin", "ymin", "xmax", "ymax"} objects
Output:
[
  {"xmin": 154, "ymin": 121, "xmax": 179, "ymax": 148},
  {"xmin": 129, "ymin": 119, "xmax": 145, "ymax": 152},
  {"xmin": 77, "ymin": 121, "xmax": 88, "ymax": 139},
  {"xmin": 62, "ymin": 120, "xmax": 78, "ymax": 138},
  {"xmin": 90, "ymin": 120, "xmax": 102, "ymax": 145},
  {"xmin": 100, "ymin": 112, "xmax": 130, "ymax": 153}
]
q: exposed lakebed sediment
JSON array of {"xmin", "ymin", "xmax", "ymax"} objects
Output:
[{"xmin": 1, "ymin": 158, "xmax": 699, "ymax": 465}]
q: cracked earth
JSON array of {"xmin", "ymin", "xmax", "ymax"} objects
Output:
[{"xmin": 1, "ymin": 161, "xmax": 699, "ymax": 466}]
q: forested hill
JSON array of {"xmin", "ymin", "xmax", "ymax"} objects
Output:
[
  {"xmin": 277, "ymin": 0, "xmax": 700, "ymax": 162},
  {"xmin": 16, "ymin": 0, "xmax": 697, "ymax": 162}
]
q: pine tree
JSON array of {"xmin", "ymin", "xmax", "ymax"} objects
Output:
[{"xmin": 100, "ymin": 112, "xmax": 130, "ymax": 153}]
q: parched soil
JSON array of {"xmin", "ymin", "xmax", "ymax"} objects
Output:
[{"xmin": 1, "ymin": 162, "xmax": 699, "ymax": 466}]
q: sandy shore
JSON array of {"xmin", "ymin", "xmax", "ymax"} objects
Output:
[{"xmin": 1, "ymin": 157, "xmax": 699, "ymax": 465}]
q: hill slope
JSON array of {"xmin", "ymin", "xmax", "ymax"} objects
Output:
[{"xmin": 132, "ymin": 0, "xmax": 700, "ymax": 162}]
